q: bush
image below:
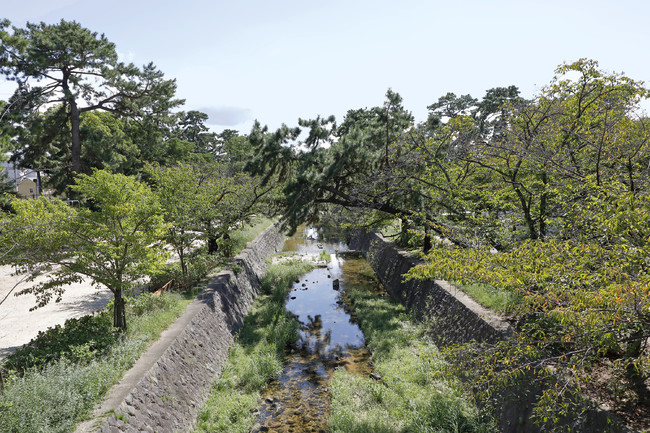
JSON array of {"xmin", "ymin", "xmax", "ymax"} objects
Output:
[
  {"xmin": 2, "ymin": 313, "xmax": 117, "ymax": 373},
  {"xmin": 148, "ymin": 252, "xmax": 222, "ymax": 292}
]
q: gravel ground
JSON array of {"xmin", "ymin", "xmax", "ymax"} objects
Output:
[{"xmin": 0, "ymin": 265, "xmax": 112, "ymax": 359}]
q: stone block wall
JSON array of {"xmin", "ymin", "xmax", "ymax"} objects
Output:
[
  {"xmin": 349, "ymin": 230, "xmax": 512, "ymax": 345},
  {"xmin": 82, "ymin": 224, "xmax": 284, "ymax": 433}
]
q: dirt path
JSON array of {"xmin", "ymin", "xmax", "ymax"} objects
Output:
[{"xmin": 0, "ymin": 265, "xmax": 112, "ymax": 359}]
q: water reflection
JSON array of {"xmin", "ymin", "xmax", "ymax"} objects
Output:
[
  {"xmin": 252, "ymin": 226, "xmax": 377, "ymax": 433},
  {"xmin": 281, "ymin": 225, "xmax": 349, "ymax": 255}
]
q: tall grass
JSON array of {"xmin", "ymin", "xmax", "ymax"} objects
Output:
[
  {"xmin": 329, "ymin": 287, "xmax": 497, "ymax": 433},
  {"xmin": 193, "ymin": 259, "xmax": 314, "ymax": 433},
  {"xmin": 452, "ymin": 281, "xmax": 520, "ymax": 313},
  {"xmin": 229, "ymin": 216, "xmax": 275, "ymax": 256},
  {"xmin": 0, "ymin": 292, "xmax": 192, "ymax": 433}
]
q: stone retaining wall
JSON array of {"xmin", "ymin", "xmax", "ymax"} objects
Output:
[
  {"xmin": 80, "ymin": 224, "xmax": 284, "ymax": 433},
  {"xmin": 349, "ymin": 230, "xmax": 631, "ymax": 433},
  {"xmin": 349, "ymin": 230, "xmax": 512, "ymax": 345}
]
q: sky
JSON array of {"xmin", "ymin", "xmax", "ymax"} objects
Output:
[{"xmin": 1, "ymin": 0, "xmax": 650, "ymax": 134}]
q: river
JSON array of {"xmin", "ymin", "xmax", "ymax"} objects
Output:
[{"xmin": 251, "ymin": 226, "xmax": 380, "ymax": 433}]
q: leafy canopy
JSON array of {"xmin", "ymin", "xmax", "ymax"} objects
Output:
[{"xmin": 0, "ymin": 170, "xmax": 168, "ymax": 329}]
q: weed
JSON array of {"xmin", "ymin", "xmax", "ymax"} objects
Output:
[{"xmin": 328, "ymin": 285, "xmax": 498, "ymax": 433}]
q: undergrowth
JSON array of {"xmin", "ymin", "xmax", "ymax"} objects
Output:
[
  {"xmin": 0, "ymin": 292, "xmax": 192, "ymax": 433},
  {"xmin": 148, "ymin": 216, "xmax": 275, "ymax": 291},
  {"xmin": 329, "ymin": 283, "xmax": 498, "ymax": 433},
  {"xmin": 193, "ymin": 258, "xmax": 314, "ymax": 433}
]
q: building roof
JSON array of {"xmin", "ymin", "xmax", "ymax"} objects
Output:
[{"xmin": 1, "ymin": 162, "xmax": 38, "ymax": 182}]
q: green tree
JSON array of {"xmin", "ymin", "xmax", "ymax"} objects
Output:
[
  {"xmin": 149, "ymin": 162, "xmax": 204, "ymax": 277},
  {"xmin": 219, "ymin": 129, "xmax": 254, "ymax": 168},
  {"xmin": 0, "ymin": 170, "xmax": 168, "ymax": 329},
  {"xmin": 245, "ymin": 90, "xmax": 440, "ymax": 235},
  {"xmin": 174, "ymin": 110, "xmax": 220, "ymax": 158},
  {"xmin": 79, "ymin": 111, "xmax": 140, "ymax": 174},
  {"xmin": 0, "ymin": 19, "xmax": 182, "ymax": 181},
  {"xmin": 406, "ymin": 60, "xmax": 650, "ymax": 422},
  {"xmin": 149, "ymin": 161, "xmax": 275, "ymax": 259}
]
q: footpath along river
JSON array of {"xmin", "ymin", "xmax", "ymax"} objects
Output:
[{"xmin": 251, "ymin": 226, "xmax": 382, "ymax": 433}]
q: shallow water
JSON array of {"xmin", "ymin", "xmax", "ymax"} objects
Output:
[{"xmin": 252, "ymin": 226, "xmax": 379, "ymax": 433}]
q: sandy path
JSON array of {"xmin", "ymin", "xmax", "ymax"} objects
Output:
[
  {"xmin": 0, "ymin": 240, "xmax": 205, "ymax": 360},
  {"xmin": 0, "ymin": 265, "xmax": 113, "ymax": 359}
]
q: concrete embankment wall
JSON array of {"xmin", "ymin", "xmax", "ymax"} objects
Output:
[
  {"xmin": 349, "ymin": 230, "xmax": 630, "ymax": 433},
  {"xmin": 79, "ymin": 224, "xmax": 284, "ymax": 433}
]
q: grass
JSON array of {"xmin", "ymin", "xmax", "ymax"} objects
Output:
[
  {"xmin": 193, "ymin": 259, "xmax": 314, "ymax": 433},
  {"xmin": 148, "ymin": 216, "xmax": 276, "ymax": 291},
  {"xmin": 329, "ymin": 283, "xmax": 498, "ymax": 433},
  {"xmin": 0, "ymin": 291, "xmax": 193, "ymax": 433},
  {"xmin": 229, "ymin": 216, "xmax": 275, "ymax": 255},
  {"xmin": 452, "ymin": 281, "xmax": 520, "ymax": 313}
]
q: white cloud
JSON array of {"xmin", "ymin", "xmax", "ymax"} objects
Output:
[
  {"xmin": 199, "ymin": 106, "xmax": 252, "ymax": 126},
  {"xmin": 117, "ymin": 50, "xmax": 136, "ymax": 63}
]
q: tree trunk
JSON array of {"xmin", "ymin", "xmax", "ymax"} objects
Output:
[
  {"xmin": 208, "ymin": 236, "xmax": 218, "ymax": 254},
  {"xmin": 70, "ymin": 101, "xmax": 82, "ymax": 174},
  {"xmin": 514, "ymin": 188, "xmax": 538, "ymax": 240},
  {"xmin": 36, "ymin": 170, "xmax": 43, "ymax": 196},
  {"xmin": 423, "ymin": 228, "xmax": 432, "ymax": 253},
  {"xmin": 539, "ymin": 172, "xmax": 548, "ymax": 240},
  {"xmin": 625, "ymin": 331, "xmax": 649, "ymax": 404},
  {"xmin": 61, "ymin": 72, "xmax": 82, "ymax": 174},
  {"xmin": 113, "ymin": 289, "xmax": 127, "ymax": 330},
  {"xmin": 179, "ymin": 247, "xmax": 187, "ymax": 277},
  {"xmin": 399, "ymin": 218, "xmax": 409, "ymax": 246}
]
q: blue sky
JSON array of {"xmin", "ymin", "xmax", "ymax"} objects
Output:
[{"xmin": 2, "ymin": 0, "xmax": 649, "ymax": 134}]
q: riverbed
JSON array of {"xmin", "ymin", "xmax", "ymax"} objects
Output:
[{"xmin": 252, "ymin": 226, "xmax": 380, "ymax": 433}]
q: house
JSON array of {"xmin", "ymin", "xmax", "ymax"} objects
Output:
[{"xmin": 16, "ymin": 177, "xmax": 39, "ymax": 199}]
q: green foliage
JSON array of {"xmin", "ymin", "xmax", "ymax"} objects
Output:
[
  {"xmin": 0, "ymin": 170, "xmax": 169, "ymax": 329},
  {"xmin": 246, "ymin": 90, "xmax": 418, "ymax": 235},
  {"xmin": 194, "ymin": 259, "xmax": 314, "ymax": 433},
  {"xmin": 375, "ymin": 60, "xmax": 650, "ymax": 427},
  {"xmin": 149, "ymin": 161, "xmax": 276, "ymax": 258},
  {"xmin": 148, "ymin": 252, "xmax": 221, "ymax": 291},
  {"xmin": 0, "ymin": 19, "xmax": 182, "ymax": 180},
  {"xmin": 407, "ymin": 185, "xmax": 650, "ymax": 428},
  {"xmin": 0, "ymin": 339, "xmax": 145, "ymax": 433},
  {"xmin": 145, "ymin": 216, "xmax": 274, "ymax": 293},
  {"xmin": 3, "ymin": 313, "xmax": 116, "ymax": 373},
  {"xmin": 329, "ymin": 285, "xmax": 496, "ymax": 433}
]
